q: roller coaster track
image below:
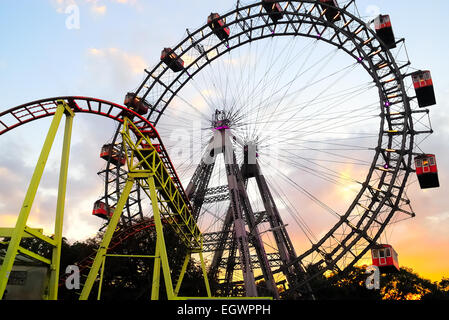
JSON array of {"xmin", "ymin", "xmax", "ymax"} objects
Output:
[
  {"xmin": 0, "ymin": 96, "xmax": 205, "ymax": 299},
  {"xmin": 0, "ymin": 96, "xmax": 190, "ymax": 208}
]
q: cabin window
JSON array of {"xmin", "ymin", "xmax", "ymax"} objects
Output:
[
  {"xmin": 379, "ymin": 250, "xmax": 385, "ymax": 258},
  {"xmin": 416, "ymin": 159, "xmax": 422, "ymax": 167},
  {"xmin": 372, "ymin": 250, "xmax": 378, "ymax": 259},
  {"xmin": 429, "ymin": 157, "xmax": 435, "ymax": 166},
  {"xmin": 386, "ymin": 248, "xmax": 391, "ymax": 257}
]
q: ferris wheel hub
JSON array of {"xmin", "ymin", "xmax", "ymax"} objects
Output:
[{"xmin": 212, "ymin": 109, "xmax": 233, "ymax": 130}]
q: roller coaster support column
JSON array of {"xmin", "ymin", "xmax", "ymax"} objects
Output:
[
  {"xmin": 151, "ymin": 238, "xmax": 161, "ymax": 300},
  {"xmin": 174, "ymin": 250, "xmax": 211, "ymax": 298},
  {"xmin": 147, "ymin": 175, "xmax": 176, "ymax": 300},
  {"xmin": 79, "ymin": 175, "xmax": 135, "ymax": 300},
  {"xmin": 174, "ymin": 252, "xmax": 191, "ymax": 297},
  {"xmin": 49, "ymin": 103, "xmax": 74, "ymax": 300},
  {"xmin": 0, "ymin": 100, "xmax": 74, "ymax": 300},
  {"xmin": 199, "ymin": 250, "xmax": 212, "ymax": 298}
]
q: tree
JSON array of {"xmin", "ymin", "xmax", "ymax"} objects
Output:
[
  {"xmin": 381, "ymin": 267, "xmax": 436, "ymax": 300},
  {"xmin": 58, "ymin": 219, "xmax": 210, "ymax": 300},
  {"xmin": 309, "ymin": 265, "xmax": 449, "ymax": 300},
  {"xmin": 307, "ymin": 264, "xmax": 380, "ymax": 300},
  {"xmin": 437, "ymin": 278, "xmax": 449, "ymax": 292}
]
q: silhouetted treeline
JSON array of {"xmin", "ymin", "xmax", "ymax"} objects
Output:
[{"xmin": 9, "ymin": 226, "xmax": 447, "ymax": 300}]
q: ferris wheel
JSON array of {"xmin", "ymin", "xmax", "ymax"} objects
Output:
[
  {"xmin": 95, "ymin": 0, "xmax": 439, "ymax": 298},
  {"xmin": 0, "ymin": 0, "xmax": 439, "ymax": 298},
  {"xmin": 0, "ymin": 0, "xmax": 439, "ymax": 300}
]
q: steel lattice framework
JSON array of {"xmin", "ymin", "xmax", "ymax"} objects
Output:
[{"xmin": 98, "ymin": 0, "xmax": 431, "ymax": 297}]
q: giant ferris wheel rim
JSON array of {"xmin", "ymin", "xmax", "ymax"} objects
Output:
[
  {"xmin": 130, "ymin": 0, "xmax": 415, "ymax": 273},
  {"xmin": 94, "ymin": 0, "xmax": 427, "ymax": 296}
]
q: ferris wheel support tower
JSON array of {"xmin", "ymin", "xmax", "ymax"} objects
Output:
[{"xmin": 185, "ymin": 112, "xmax": 312, "ymax": 298}]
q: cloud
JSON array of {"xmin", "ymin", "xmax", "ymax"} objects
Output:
[
  {"xmin": 426, "ymin": 212, "xmax": 449, "ymax": 224},
  {"xmin": 50, "ymin": 0, "xmax": 139, "ymax": 16},
  {"xmin": 50, "ymin": 0, "xmax": 76, "ymax": 13},
  {"xmin": 79, "ymin": 47, "xmax": 147, "ymax": 98},
  {"xmin": 88, "ymin": 48, "xmax": 103, "ymax": 56},
  {"xmin": 90, "ymin": 4, "xmax": 107, "ymax": 15},
  {"xmin": 0, "ymin": 115, "xmax": 117, "ymax": 242},
  {"xmin": 111, "ymin": 0, "xmax": 138, "ymax": 4},
  {"xmin": 87, "ymin": 47, "xmax": 147, "ymax": 74}
]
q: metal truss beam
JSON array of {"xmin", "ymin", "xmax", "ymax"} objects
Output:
[
  {"xmin": 0, "ymin": 101, "xmax": 74, "ymax": 300},
  {"xmin": 79, "ymin": 117, "xmax": 210, "ymax": 300}
]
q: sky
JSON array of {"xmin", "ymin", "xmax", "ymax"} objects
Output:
[{"xmin": 0, "ymin": 0, "xmax": 448, "ymax": 283}]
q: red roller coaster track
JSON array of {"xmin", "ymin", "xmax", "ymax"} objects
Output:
[
  {"xmin": 0, "ymin": 96, "xmax": 195, "ymax": 289},
  {"xmin": 0, "ymin": 96, "xmax": 190, "ymax": 209}
]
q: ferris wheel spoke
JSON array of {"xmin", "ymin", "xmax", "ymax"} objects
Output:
[
  {"xmin": 261, "ymin": 152, "xmax": 364, "ymax": 190},
  {"xmin": 243, "ymin": 81, "xmax": 376, "ymax": 123},
  {"xmin": 259, "ymin": 158, "xmax": 342, "ymax": 220},
  {"xmin": 267, "ymin": 177, "xmax": 319, "ymax": 244},
  {"xmin": 245, "ymin": 44, "xmax": 339, "ymax": 137},
  {"xmin": 239, "ymin": 36, "xmax": 306, "ymax": 107},
  {"xmin": 259, "ymin": 65, "xmax": 361, "ymax": 138}
]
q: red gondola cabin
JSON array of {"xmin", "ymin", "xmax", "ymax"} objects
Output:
[
  {"xmin": 371, "ymin": 244, "xmax": 399, "ymax": 273},
  {"xmin": 161, "ymin": 48, "xmax": 185, "ymax": 72},
  {"xmin": 262, "ymin": 0, "xmax": 284, "ymax": 23},
  {"xmin": 92, "ymin": 200, "xmax": 114, "ymax": 220},
  {"xmin": 124, "ymin": 92, "xmax": 150, "ymax": 115},
  {"xmin": 412, "ymin": 71, "xmax": 436, "ymax": 108},
  {"xmin": 374, "ymin": 15, "xmax": 396, "ymax": 49},
  {"xmin": 100, "ymin": 144, "xmax": 126, "ymax": 166},
  {"xmin": 415, "ymin": 154, "xmax": 440, "ymax": 189},
  {"xmin": 319, "ymin": 0, "xmax": 341, "ymax": 22},
  {"xmin": 208, "ymin": 13, "xmax": 230, "ymax": 41}
]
